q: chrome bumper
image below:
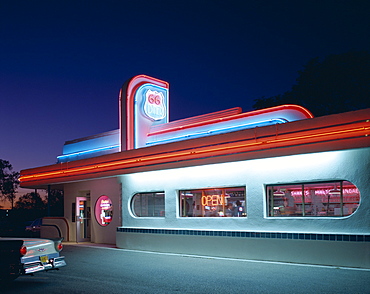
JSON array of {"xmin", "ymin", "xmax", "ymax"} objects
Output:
[{"xmin": 23, "ymin": 256, "xmax": 66, "ymax": 275}]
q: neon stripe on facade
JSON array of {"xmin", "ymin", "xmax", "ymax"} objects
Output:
[
  {"xmin": 146, "ymin": 118, "xmax": 288, "ymax": 145},
  {"xmin": 149, "ymin": 107, "xmax": 243, "ymax": 133},
  {"xmin": 149, "ymin": 104, "xmax": 313, "ymax": 136},
  {"xmin": 19, "ymin": 121, "xmax": 370, "ymax": 183},
  {"xmin": 57, "ymin": 144, "xmax": 120, "ymax": 160}
]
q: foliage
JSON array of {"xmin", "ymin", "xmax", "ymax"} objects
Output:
[
  {"xmin": 46, "ymin": 189, "xmax": 64, "ymax": 217},
  {"xmin": 253, "ymin": 51, "xmax": 370, "ymax": 116},
  {"xmin": 14, "ymin": 192, "xmax": 47, "ymax": 221},
  {"xmin": 0, "ymin": 159, "xmax": 19, "ymax": 209},
  {"xmin": 12, "ymin": 189, "xmax": 64, "ymax": 219},
  {"xmin": 15, "ymin": 192, "xmax": 46, "ymax": 210}
]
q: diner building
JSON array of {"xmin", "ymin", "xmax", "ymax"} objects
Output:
[{"xmin": 20, "ymin": 75, "xmax": 370, "ymax": 268}]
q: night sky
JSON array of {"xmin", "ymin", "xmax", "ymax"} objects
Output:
[{"xmin": 1, "ymin": 0, "xmax": 369, "ymax": 190}]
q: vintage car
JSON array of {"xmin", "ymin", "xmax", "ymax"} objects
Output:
[{"xmin": 0, "ymin": 237, "xmax": 66, "ymax": 282}]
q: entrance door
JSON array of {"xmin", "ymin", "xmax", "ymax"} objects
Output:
[{"xmin": 76, "ymin": 197, "xmax": 91, "ymax": 242}]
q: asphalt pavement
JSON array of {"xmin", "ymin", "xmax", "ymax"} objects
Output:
[{"xmin": 2, "ymin": 243, "xmax": 370, "ymax": 294}]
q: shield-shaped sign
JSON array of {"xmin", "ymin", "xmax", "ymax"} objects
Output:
[{"xmin": 143, "ymin": 89, "xmax": 166, "ymax": 120}]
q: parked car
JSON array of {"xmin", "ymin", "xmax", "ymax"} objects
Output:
[
  {"xmin": 0, "ymin": 237, "xmax": 66, "ymax": 282},
  {"xmin": 24, "ymin": 218, "xmax": 43, "ymax": 236}
]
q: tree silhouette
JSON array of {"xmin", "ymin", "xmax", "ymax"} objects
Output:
[
  {"xmin": 14, "ymin": 192, "xmax": 47, "ymax": 222},
  {"xmin": 46, "ymin": 189, "xmax": 64, "ymax": 217},
  {"xmin": 0, "ymin": 159, "xmax": 19, "ymax": 209},
  {"xmin": 15, "ymin": 192, "xmax": 46, "ymax": 210},
  {"xmin": 253, "ymin": 51, "xmax": 370, "ymax": 116}
]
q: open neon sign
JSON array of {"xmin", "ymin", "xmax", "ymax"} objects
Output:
[{"xmin": 201, "ymin": 195, "xmax": 224, "ymax": 206}]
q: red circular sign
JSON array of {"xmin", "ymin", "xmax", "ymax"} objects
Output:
[{"xmin": 95, "ymin": 195, "xmax": 113, "ymax": 226}]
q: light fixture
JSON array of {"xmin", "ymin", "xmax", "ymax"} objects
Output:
[
  {"xmin": 273, "ymin": 189, "xmax": 285, "ymax": 196},
  {"xmin": 329, "ymin": 185, "xmax": 341, "ymax": 195}
]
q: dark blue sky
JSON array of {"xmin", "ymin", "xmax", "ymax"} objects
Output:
[{"xmin": 1, "ymin": 0, "xmax": 369, "ymax": 176}]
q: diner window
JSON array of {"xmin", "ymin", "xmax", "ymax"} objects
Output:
[
  {"xmin": 266, "ymin": 181, "xmax": 360, "ymax": 217},
  {"xmin": 131, "ymin": 192, "xmax": 165, "ymax": 217},
  {"xmin": 179, "ymin": 187, "xmax": 246, "ymax": 217}
]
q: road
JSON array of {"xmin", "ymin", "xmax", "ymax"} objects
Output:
[{"xmin": 2, "ymin": 243, "xmax": 370, "ymax": 293}]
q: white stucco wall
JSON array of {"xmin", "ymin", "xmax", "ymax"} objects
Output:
[{"xmin": 119, "ymin": 147, "xmax": 370, "ymax": 234}]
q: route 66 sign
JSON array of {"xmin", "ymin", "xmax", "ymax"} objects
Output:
[{"xmin": 143, "ymin": 89, "xmax": 166, "ymax": 120}]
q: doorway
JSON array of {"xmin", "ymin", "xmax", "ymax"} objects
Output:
[{"xmin": 76, "ymin": 196, "xmax": 91, "ymax": 242}]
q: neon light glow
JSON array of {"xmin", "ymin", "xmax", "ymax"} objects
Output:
[
  {"xmin": 290, "ymin": 188, "xmax": 359, "ymax": 196},
  {"xmin": 150, "ymin": 107, "xmax": 243, "ymax": 134},
  {"xmin": 57, "ymin": 144, "xmax": 120, "ymax": 160},
  {"xmin": 122, "ymin": 76, "xmax": 310, "ymax": 150},
  {"xmin": 143, "ymin": 89, "xmax": 166, "ymax": 120},
  {"xmin": 19, "ymin": 120, "xmax": 369, "ymax": 184},
  {"xmin": 201, "ymin": 195, "xmax": 224, "ymax": 206},
  {"xmin": 149, "ymin": 104, "xmax": 313, "ymax": 137},
  {"xmin": 146, "ymin": 118, "xmax": 288, "ymax": 146},
  {"xmin": 134, "ymin": 83, "xmax": 168, "ymax": 148},
  {"xmin": 121, "ymin": 75, "xmax": 169, "ymax": 150},
  {"xmin": 180, "ymin": 187, "xmax": 246, "ymax": 217},
  {"xmin": 95, "ymin": 195, "xmax": 113, "ymax": 226},
  {"xmin": 146, "ymin": 104, "xmax": 312, "ymax": 146}
]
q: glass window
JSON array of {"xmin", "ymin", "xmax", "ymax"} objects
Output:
[
  {"xmin": 179, "ymin": 187, "xmax": 246, "ymax": 217},
  {"xmin": 131, "ymin": 192, "xmax": 165, "ymax": 217},
  {"xmin": 266, "ymin": 181, "xmax": 360, "ymax": 217}
]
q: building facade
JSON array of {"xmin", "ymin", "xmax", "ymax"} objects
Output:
[{"xmin": 20, "ymin": 75, "xmax": 370, "ymax": 268}]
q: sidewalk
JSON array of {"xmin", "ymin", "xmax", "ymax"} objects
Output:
[{"xmin": 63, "ymin": 241, "xmax": 117, "ymax": 248}]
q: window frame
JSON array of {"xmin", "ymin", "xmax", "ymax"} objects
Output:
[
  {"xmin": 179, "ymin": 186, "xmax": 246, "ymax": 218},
  {"xmin": 130, "ymin": 191, "xmax": 165, "ymax": 218},
  {"xmin": 266, "ymin": 180, "xmax": 360, "ymax": 218}
]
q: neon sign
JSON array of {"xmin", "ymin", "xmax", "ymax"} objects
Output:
[
  {"xmin": 120, "ymin": 75, "xmax": 169, "ymax": 150},
  {"xmin": 133, "ymin": 83, "xmax": 169, "ymax": 148},
  {"xmin": 290, "ymin": 188, "xmax": 359, "ymax": 196},
  {"xmin": 201, "ymin": 195, "xmax": 224, "ymax": 206},
  {"xmin": 144, "ymin": 89, "xmax": 166, "ymax": 120},
  {"xmin": 95, "ymin": 195, "xmax": 113, "ymax": 226}
]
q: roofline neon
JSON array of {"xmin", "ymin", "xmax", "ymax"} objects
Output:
[
  {"xmin": 19, "ymin": 121, "xmax": 370, "ymax": 183},
  {"xmin": 57, "ymin": 144, "xmax": 120, "ymax": 159},
  {"xmin": 146, "ymin": 118, "xmax": 288, "ymax": 146},
  {"xmin": 148, "ymin": 104, "xmax": 313, "ymax": 137}
]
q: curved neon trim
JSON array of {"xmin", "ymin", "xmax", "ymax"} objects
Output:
[
  {"xmin": 57, "ymin": 144, "xmax": 120, "ymax": 159},
  {"xmin": 148, "ymin": 104, "xmax": 313, "ymax": 137},
  {"xmin": 146, "ymin": 118, "xmax": 288, "ymax": 146},
  {"xmin": 20, "ymin": 122, "xmax": 369, "ymax": 183},
  {"xmin": 150, "ymin": 107, "xmax": 243, "ymax": 133},
  {"xmin": 122, "ymin": 75, "xmax": 169, "ymax": 150}
]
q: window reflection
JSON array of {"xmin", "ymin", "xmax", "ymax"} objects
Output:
[{"xmin": 131, "ymin": 192, "xmax": 165, "ymax": 217}]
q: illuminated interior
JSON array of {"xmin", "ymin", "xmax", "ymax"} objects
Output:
[
  {"xmin": 267, "ymin": 181, "xmax": 360, "ymax": 217},
  {"xmin": 180, "ymin": 187, "xmax": 246, "ymax": 217}
]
